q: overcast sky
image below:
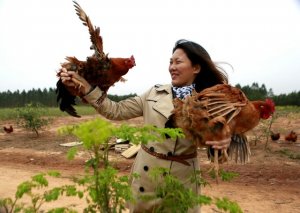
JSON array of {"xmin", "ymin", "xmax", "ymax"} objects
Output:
[{"xmin": 0, "ymin": 0, "xmax": 299, "ymax": 95}]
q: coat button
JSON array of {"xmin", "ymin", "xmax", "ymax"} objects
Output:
[
  {"xmin": 139, "ymin": 187, "xmax": 145, "ymax": 192},
  {"xmin": 167, "ymin": 151, "xmax": 173, "ymax": 156},
  {"xmin": 149, "ymin": 147, "xmax": 155, "ymax": 152},
  {"xmin": 143, "ymin": 166, "xmax": 149, "ymax": 171}
]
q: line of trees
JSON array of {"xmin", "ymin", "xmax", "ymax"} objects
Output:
[
  {"xmin": 0, "ymin": 88, "xmax": 137, "ymax": 108},
  {"xmin": 235, "ymin": 83, "xmax": 300, "ymax": 106},
  {"xmin": 0, "ymin": 83, "xmax": 299, "ymax": 108}
]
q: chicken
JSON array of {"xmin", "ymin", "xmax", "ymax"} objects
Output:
[
  {"xmin": 3, "ymin": 125, "xmax": 13, "ymax": 133},
  {"xmin": 171, "ymin": 84, "xmax": 275, "ymax": 181},
  {"xmin": 56, "ymin": 1, "xmax": 136, "ymax": 117},
  {"xmin": 285, "ymin": 130, "xmax": 297, "ymax": 142},
  {"xmin": 270, "ymin": 131, "xmax": 280, "ymax": 141}
]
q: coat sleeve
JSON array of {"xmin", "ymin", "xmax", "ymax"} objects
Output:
[{"xmin": 83, "ymin": 86, "xmax": 149, "ymax": 120}]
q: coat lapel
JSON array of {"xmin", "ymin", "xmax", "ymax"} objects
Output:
[{"xmin": 149, "ymin": 84, "xmax": 174, "ymax": 119}]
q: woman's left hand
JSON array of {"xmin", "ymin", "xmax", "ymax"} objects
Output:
[
  {"xmin": 58, "ymin": 68, "xmax": 92, "ymax": 95},
  {"xmin": 205, "ymin": 137, "xmax": 231, "ymax": 150}
]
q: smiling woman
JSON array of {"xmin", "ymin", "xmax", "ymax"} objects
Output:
[
  {"xmin": 57, "ymin": 38, "xmax": 231, "ymax": 212},
  {"xmin": 170, "ymin": 39, "xmax": 227, "ymax": 92}
]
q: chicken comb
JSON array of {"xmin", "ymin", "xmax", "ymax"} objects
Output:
[{"xmin": 265, "ymin": 98, "xmax": 275, "ymax": 113}]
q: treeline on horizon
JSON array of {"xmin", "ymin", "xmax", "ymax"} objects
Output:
[
  {"xmin": 0, "ymin": 82, "xmax": 299, "ymax": 108},
  {"xmin": 0, "ymin": 88, "xmax": 137, "ymax": 108}
]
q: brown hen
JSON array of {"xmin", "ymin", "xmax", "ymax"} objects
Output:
[
  {"xmin": 171, "ymin": 84, "xmax": 275, "ymax": 181},
  {"xmin": 56, "ymin": 1, "xmax": 135, "ymax": 117},
  {"xmin": 285, "ymin": 130, "xmax": 297, "ymax": 142},
  {"xmin": 3, "ymin": 125, "xmax": 13, "ymax": 133}
]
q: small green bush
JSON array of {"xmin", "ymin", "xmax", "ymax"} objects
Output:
[{"xmin": 16, "ymin": 103, "xmax": 51, "ymax": 136}]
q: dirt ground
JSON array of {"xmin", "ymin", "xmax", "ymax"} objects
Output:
[{"xmin": 0, "ymin": 114, "xmax": 300, "ymax": 213}]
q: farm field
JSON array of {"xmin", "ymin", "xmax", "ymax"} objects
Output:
[{"xmin": 0, "ymin": 110, "xmax": 300, "ymax": 212}]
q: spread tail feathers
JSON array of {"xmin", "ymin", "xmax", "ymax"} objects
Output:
[
  {"xmin": 228, "ymin": 134, "xmax": 251, "ymax": 164},
  {"xmin": 56, "ymin": 79, "xmax": 81, "ymax": 118}
]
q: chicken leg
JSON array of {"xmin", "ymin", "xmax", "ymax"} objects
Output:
[{"xmin": 208, "ymin": 147, "xmax": 229, "ymax": 184}]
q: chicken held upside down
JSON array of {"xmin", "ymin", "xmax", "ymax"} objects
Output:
[
  {"xmin": 56, "ymin": 1, "xmax": 135, "ymax": 117},
  {"xmin": 171, "ymin": 84, "xmax": 275, "ymax": 181}
]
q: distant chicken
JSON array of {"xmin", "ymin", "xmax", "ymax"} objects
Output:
[
  {"xmin": 285, "ymin": 130, "xmax": 297, "ymax": 142},
  {"xmin": 56, "ymin": 1, "xmax": 136, "ymax": 117},
  {"xmin": 270, "ymin": 131, "xmax": 280, "ymax": 141},
  {"xmin": 171, "ymin": 84, "xmax": 275, "ymax": 180},
  {"xmin": 3, "ymin": 125, "xmax": 13, "ymax": 133}
]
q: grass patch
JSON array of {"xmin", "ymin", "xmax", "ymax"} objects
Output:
[
  {"xmin": 275, "ymin": 106, "xmax": 300, "ymax": 118},
  {"xmin": 276, "ymin": 106, "xmax": 300, "ymax": 113},
  {"xmin": 278, "ymin": 149, "xmax": 300, "ymax": 160},
  {"xmin": 0, "ymin": 106, "xmax": 98, "ymax": 121}
]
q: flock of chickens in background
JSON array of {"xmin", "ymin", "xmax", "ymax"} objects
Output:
[
  {"xmin": 3, "ymin": 125, "xmax": 298, "ymax": 143},
  {"xmin": 270, "ymin": 130, "xmax": 298, "ymax": 142}
]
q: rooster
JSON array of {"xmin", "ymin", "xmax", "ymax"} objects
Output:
[
  {"xmin": 56, "ymin": 1, "xmax": 136, "ymax": 117},
  {"xmin": 3, "ymin": 125, "xmax": 13, "ymax": 133},
  {"xmin": 171, "ymin": 84, "xmax": 275, "ymax": 181},
  {"xmin": 285, "ymin": 130, "xmax": 297, "ymax": 142}
]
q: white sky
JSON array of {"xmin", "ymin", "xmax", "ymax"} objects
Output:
[{"xmin": 0, "ymin": 0, "xmax": 299, "ymax": 95}]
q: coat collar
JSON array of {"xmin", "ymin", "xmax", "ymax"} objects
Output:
[
  {"xmin": 147, "ymin": 84, "xmax": 174, "ymax": 119},
  {"xmin": 155, "ymin": 84, "xmax": 172, "ymax": 93}
]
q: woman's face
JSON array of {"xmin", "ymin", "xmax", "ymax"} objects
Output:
[{"xmin": 169, "ymin": 48, "xmax": 200, "ymax": 87}]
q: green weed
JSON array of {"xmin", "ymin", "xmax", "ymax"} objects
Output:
[{"xmin": 278, "ymin": 149, "xmax": 300, "ymax": 160}]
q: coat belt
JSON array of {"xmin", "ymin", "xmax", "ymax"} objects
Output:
[{"xmin": 141, "ymin": 144, "xmax": 197, "ymax": 166}]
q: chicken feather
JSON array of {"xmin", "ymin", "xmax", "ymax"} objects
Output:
[{"xmin": 73, "ymin": 1, "xmax": 104, "ymax": 60}]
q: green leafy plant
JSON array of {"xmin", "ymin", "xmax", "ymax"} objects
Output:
[
  {"xmin": 141, "ymin": 167, "xmax": 241, "ymax": 213},
  {"xmin": 0, "ymin": 171, "xmax": 80, "ymax": 213},
  {"xmin": 1, "ymin": 118, "xmax": 243, "ymax": 212},
  {"xmin": 209, "ymin": 169, "xmax": 239, "ymax": 182},
  {"xmin": 249, "ymin": 113, "xmax": 276, "ymax": 149},
  {"xmin": 58, "ymin": 118, "xmax": 184, "ymax": 213},
  {"xmin": 140, "ymin": 167, "xmax": 210, "ymax": 213},
  {"xmin": 263, "ymin": 112, "xmax": 278, "ymax": 150},
  {"xmin": 16, "ymin": 103, "xmax": 51, "ymax": 136},
  {"xmin": 215, "ymin": 197, "xmax": 243, "ymax": 213}
]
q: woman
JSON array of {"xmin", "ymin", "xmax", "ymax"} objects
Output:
[{"xmin": 59, "ymin": 39, "xmax": 230, "ymax": 212}]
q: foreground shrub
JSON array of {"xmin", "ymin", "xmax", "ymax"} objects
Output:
[{"xmin": 0, "ymin": 118, "xmax": 243, "ymax": 213}]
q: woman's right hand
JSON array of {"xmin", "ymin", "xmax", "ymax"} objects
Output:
[{"xmin": 58, "ymin": 68, "xmax": 93, "ymax": 95}]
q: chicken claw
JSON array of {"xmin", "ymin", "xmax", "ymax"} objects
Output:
[{"xmin": 70, "ymin": 76, "xmax": 85, "ymax": 95}]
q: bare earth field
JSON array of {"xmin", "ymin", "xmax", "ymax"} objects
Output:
[{"xmin": 0, "ymin": 114, "xmax": 300, "ymax": 213}]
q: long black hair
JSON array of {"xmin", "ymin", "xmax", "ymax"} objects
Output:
[{"xmin": 173, "ymin": 39, "xmax": 228, "ymax": 92}]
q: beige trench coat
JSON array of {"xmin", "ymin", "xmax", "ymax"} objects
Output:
[{"xmin": 84, "ymin": 84, "xmax": 200, "ymax": 213}]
